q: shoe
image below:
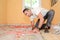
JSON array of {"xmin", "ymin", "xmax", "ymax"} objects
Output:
[
  {"xmin": 44, "ymin": 28, "xmax": 49, "ymax": 33},
  {"xmin": 39, "ymin": 24, "xmax": 46, "ymax": 30},
  {"xmin": 48, "ymin": 27, "xmax": 50, "ymax": 29}
]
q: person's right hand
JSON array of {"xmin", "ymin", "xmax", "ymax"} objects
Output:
[{"xmin": 31, "ymin": 21, "xmax": 34, "ymax": 27}]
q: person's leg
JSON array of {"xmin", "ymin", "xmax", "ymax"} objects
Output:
[
  {"xmin": 35, "ymin": 12, "xmax": 48, "ymax": 30},
  {"xmin": 44, "ymin": 9, "xmax": 55, "ymax": 33},
  {"xmin": 34, "ymin": 9, "xmax": 55, "ymax": 33},
  {"xmin": 35, "ymin": 19, "xmax": 40, "ymax": 28},
  {"xmin": 32, "ymin": 19, "xmax": 40, "ymax": 33},
  {"xmin": 35, "ymin": 10, "xmax": 49, "ymax": 29},
  {"xmin": 46, "ymin": 10, "xmax": 55, "ymax": 28},
  {"xmin": 35, "ymin": 19, "xmax": 46, "ymax": 30}
]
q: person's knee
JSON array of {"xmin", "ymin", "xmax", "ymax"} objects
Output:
[
  {"xmin": 51, "ymin": 10, "xmax": 55, "ymax": 15},
  {"xmin": 50, "ymin": 10, "xmax": 55, "ymax": 16}
]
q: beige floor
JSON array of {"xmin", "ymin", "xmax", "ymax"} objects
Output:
[
  {"xmin": 40, "ymin": 30, "xmax": 60, "ymax": 40},
  {"xmin": 0, "ymin": 26, "xmax": 60, "ymax": 40}
]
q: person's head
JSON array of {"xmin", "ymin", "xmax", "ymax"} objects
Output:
[{"xmin": 23, "ymin": 8, "xmax": 32, "ymax": 17}]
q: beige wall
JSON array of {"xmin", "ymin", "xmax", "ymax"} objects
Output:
[
  {"xmin": 0, "ymin": 0, "xmax": 60, "ymax": 25},
  {"xmin": 51, "ymin": 1, "xmax": 60, "ymax": 24},
  {"xmin": 7, "ymin": 0, "xmax": 30, "ymax": 24},
  {"xmin": 42, "ymin": 0, "xmax": 51, "ymax": 10},
  {"xmin": 0, "ymin": 0, "xmax": 7, "ymax": 24}
]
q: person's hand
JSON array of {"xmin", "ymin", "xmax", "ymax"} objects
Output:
[
  {"xmin": 31, "ymin": 24, "xmax": 34, "ymax": 27},
  {"xmin": 32, "ymin": 27, "xmax": 40, "ymax": 33},
  {"xmin": 31, "ymin": 21, "xmax": 34, "ymax": 27},
  {"xmin": 37, "ymin": 26, "xmax": 40, "ymax": 28}
]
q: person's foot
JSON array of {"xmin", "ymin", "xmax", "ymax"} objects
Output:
[
  {"xmin": 39, "ymin": 28, "xmax": 42, "ymax": 30},
  {"xmin": 44, "ymin": 28, "xmax": 49, "ymax": 33},
  {"xmin": 48, "ymin": 27, "xmax": 50, "ymax": 29},
  {"xmin": 32, "ymin": 27, "xmax": 40, "ymax": 33}
]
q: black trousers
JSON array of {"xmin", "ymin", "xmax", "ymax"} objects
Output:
[{"xmin": 35, "ymin": 9, "xmax": 55, "ymax": 29}]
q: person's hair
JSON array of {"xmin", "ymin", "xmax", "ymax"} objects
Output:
[{"xmin": 23, "ymin": 8, "xmax": 30, "ymax": 13}]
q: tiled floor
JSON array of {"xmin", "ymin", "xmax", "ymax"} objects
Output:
[{"xmin": 0, "ymin": 25, "xmax": 60, "ymax": 40}]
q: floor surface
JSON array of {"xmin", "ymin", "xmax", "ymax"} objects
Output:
[{"xmin": 0, "ymin": 25, "xmax": 60, "ymax": 40}]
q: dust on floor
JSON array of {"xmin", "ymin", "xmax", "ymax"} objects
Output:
[{"xmin": 0, "ymin": 25, "xmax": 60, "ymax": 40}]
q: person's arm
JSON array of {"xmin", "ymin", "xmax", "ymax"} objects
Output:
[
  {"xmin": 31, "ymin": 21, "xmax": 34, "ymax": 28},
  {"xmin": 38, "ymin": 12, "xmax": 44, "ymax": 28}
]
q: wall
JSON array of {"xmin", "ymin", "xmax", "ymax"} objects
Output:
[
  {"xmin": 7, "ymin": 0, "xmax": 30, "ymax": 24},
  {"xmin": 0, "ymin": 0, "xmax": 7, "ymax": 24},
  {"xmin": 51, "ymin": 0, "xmax": 60, "ymax": 24},
  {"xmin": 42, "ymin": 0, "xmax": 51, "ymax": 10}
]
